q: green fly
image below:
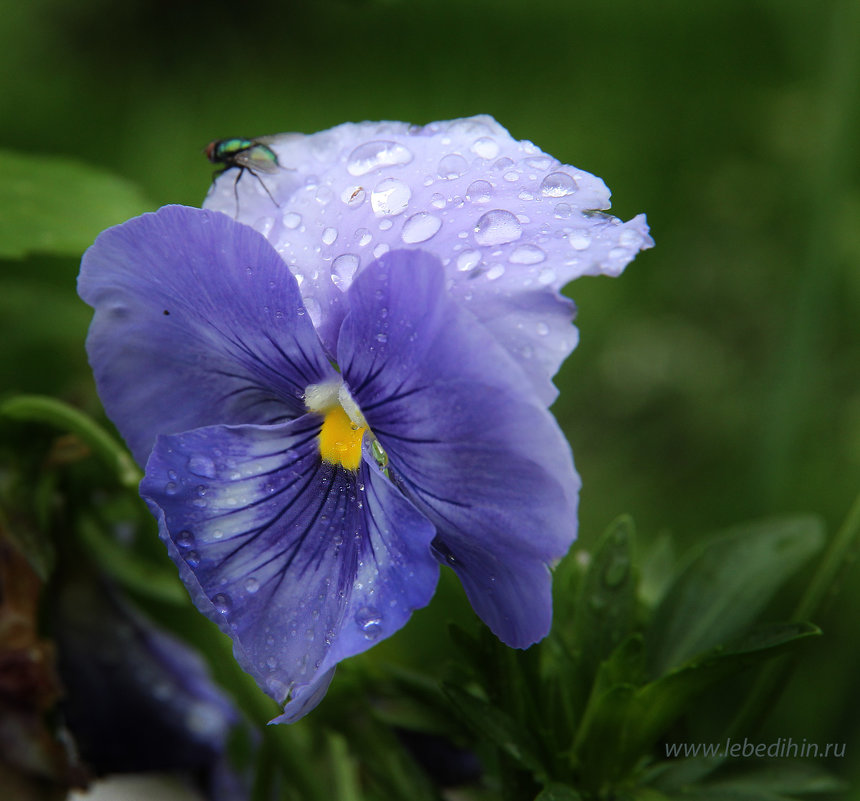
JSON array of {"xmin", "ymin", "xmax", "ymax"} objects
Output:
[{"xmin": 204, "ymin": 137, "xmax": 281, "ymax": 214}]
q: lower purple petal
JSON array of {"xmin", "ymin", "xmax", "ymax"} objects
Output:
[{"xmin": 140, "ymin": 416, "xmax": 438, "ymax": 721}]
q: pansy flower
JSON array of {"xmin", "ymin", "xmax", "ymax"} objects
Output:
[{"xmin": 78, "ymin": 116, "xmax": 651, "ymax": 721}]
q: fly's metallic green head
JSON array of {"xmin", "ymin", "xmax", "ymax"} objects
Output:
[{"xmin": 204, "ymin": 136, "xmax": 281, "ymax": 215}]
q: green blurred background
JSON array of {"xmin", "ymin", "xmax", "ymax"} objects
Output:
[{"xmin": 2, "ymin": 0, "xmax": 858, "ymax": 792}]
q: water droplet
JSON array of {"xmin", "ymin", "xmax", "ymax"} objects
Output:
[
  {"xmin": 503, "ymin": 170, "xmax": 519, "ymax": 183},
  {"xmin": 540, "ymin": 172, "xmax": 578, "ymax": 197},
  {"xmin": 188, "ymin": 455, "xmax": 216, "ymax": 478},
  {"xmin": 347, "ymin": 140, "xmax": 413, "ymax": 176},
  {"xmin": 266, "ymin": 656, "xmax": 278, "ymax": 670},
  {"xmin": 376, "ymin": 332, "xmax": 388, "ymax": 343},
  {"xmin": 554, "ymin": 202, "xmax": 573, "ymax": 219},
  {"xmin": 322, "ymin": 226, "xmax": 338, "ymax": 245},
  {"xmin": 245, "ymin": 577, "xmax": 260, "ymax": 594},
  {"xmin": 471, "ymin": 137, "xmax": 499, "ymax": 159},
  {"xmin": 373, "ymin": 243, "xmax": 390, "ymax": 259},
  {"xmin": 474, "ymin": 209, "xmax": 522, "ymax": 246},
  {"xmin": 401, "ymin": 212, "xmax": 442, "ymax": 244},
  {"xmin": 537, "ymin": 268, "xmax": 556, "ymax": 285},
  {"xmin": 370, "ymin": 177, "xmax": 412, "ymax": 216},
  {"xmin": 508, "ymin": 245, "xmax": 546, "ymax": 265},
  {"xmin": 315, "ymin": 185, "xmax": 334, "ymax": 205},
  {"xmin": 254, "ymin": 216, "xmax": 275, "ymax": 237},
  {"xmin": 437, "ymin": 153, "xmax": 468, "ymax": 179},
  {"xmin": 213, "ymin": 593, "xmax": 232, "ymax": 616},
  {"xmin": 486, "ymin": 264, "xmax": 505, "ymax": 281},
  {"xmin": 355, "ymin": 228, "xmax": 373, "ymax": 247},
  {"xmin": 569, "ymin": 231, "xmax": 592, "ymax": 250},
  {"xmin": 176, "ymin": 531, "xmax": 195, "ymax": 549},
  {"xmin": 341, "ymin": 185, "xmax": 366, "ymax": 206},
  {"xmin": 457, "ymin": 249, "xmax": 481, "ymax": 271},
  {"xmin": 331, "ymin": 254, "xmax": 359, "ymax": 291},
  {"xmin": 186, "ymin": 551, "xmax": 200, "ymax": 568},
  {"xmin": 466, "ymin": 180, "xmax": 493, "ymax": 204},
  {"xmin": 536, "ymin": 322, "xmax": 550, "ymax": 336},
  {"xmin": 283, "ymin": 211, "xmax": 302, "ymax": 229},
  {"xmin": 165, "ymin": 481, "xmax": 178, "ymax": 495},
  {"xmin": 430, "ymin": 193, "xmax": 446, "ymax": 209},
  {"xmin": 355, "ymin": 606, "xmax": 383, "ymax": 639},
  {"xmin": 167, "ymin": 469, "xmax": 177, "ymax": 481}
]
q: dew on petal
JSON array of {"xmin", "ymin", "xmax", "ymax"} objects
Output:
[
  {"xmin": 373, "ymin": 243, "xmax": 390, "ymax": 259},
  {"xmin": 536, "ymin": 322, "xmax": 550, "ymax": 336},
  {"xmin": 355, "ymin": 228, "xmax": 373, "ymax": 247},
  {"xmin": 355, "ymin": 606, "xmax": 383, "ymax": 639},
  {"xmin": 347, "ymin": 140, "xmax": 413, "ymax": 176},
  {"xmin": 537, "ymin": 268, "xmax": 556, "ymax": 285},
  {"xmin": 322, "ymin": 226, "xmax": 338, "ymax": 245},
  {"xmin": 471, "ymin": 137, "xmax": 500, "ymax": 159},
  {"xmin": 244, "ymin": 577, "xmax": 260, "ymax": 594},
  {"xmin": 486, "ymin": 264, "xmax": 505, "ymax": 281},
  {"xmin": 466, "ymin": 180, "xmax": 493, "ymax": 204},
  {"xmin": 401, "ymin": 212, "xmax": 442, "ymax": 244},
  {"xmin": 188, "ymin": 455, "xmax": 216, "ymax": 479},
  {"xmin": 371, "ymin": 177, "xmax": 412, "ymax": 216},
  {"xmin": 457, "ymin": 249, "xmax": 481, "ymax": 271},
  {"xmin": 474, "ymin": 209, "xmax": 522, "ymax": 246},
  {"xmin": 283, "ymin": 212, "xmax": 302, "ymax": 229},
  {"xmin": 508, "ymin": 244, "xmax": 546, "ymax": 265},
  {"xmin": 540, "ymin": 171, "xmax": 578, "ymax": 197},
  {"xmin": 213, "ymin": 593, "xmax": 232, "ymax": 616},
  {"xmin": 331, "ymin": 254, "xmax": 359, "ymax": 291},
  {"xmin": 176, "ymin": 530, "xmax": 195, "ymax": 549},
  {"xmin": 569, "ymin": 231, "xmax": 592, "ymax": 250},
  {"xmin": 437, "ymin": 153, "xmax": 468, "ymax": 179}
]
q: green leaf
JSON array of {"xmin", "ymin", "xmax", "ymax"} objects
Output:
[
  {"xmin": 76, "ymin": 515, "xmax": 186, "ymax": 605},
  {"xmin": 570, "ymin": 515, "xmax": 637, "ymax": 688},
  {"xmin": 534, "ymin": 783, "xmax": 582, "ymax": 801},
  {"xmin": 442, "ymin": 682, "xmax": 548, "ymax": 781},
  {"xmin": 0, "ymin": 149, "xmax": 151, "ymax": 259},
  {"xmin": 626, "ymin": 622, "xmax": 821, "ymax": 764},
  {"xmin": 647, "ymin": 516, "xmax": 824, "ymax": 675},
  {"xmin": 0, "ymin": 394, "xmax": 141, "ymax": 488}
]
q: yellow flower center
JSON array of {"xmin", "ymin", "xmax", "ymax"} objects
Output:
[{"xmin": 318, "ymin": 405, "xmax": 367, "ymax": 471}]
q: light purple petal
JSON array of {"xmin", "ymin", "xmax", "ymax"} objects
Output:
[
  {"xmin": 204, "ymin": 116, "xmax": 652, "ymax": 404},
  {"xmin": 140, "ymin": 415, "xmax": 439, "ymax": 721},
  {"xmin": 78, "ymin": 205, "xmax": 336, "ymax": 464},
  {"xmin": 338, "ymin": 250, "xmax": 579, "ymax": 647}
]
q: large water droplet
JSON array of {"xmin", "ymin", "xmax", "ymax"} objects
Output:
[
  {"xmin": 569, "ymin": 231, "xmax": 592, "ymax": 251},
  {"xmin": 540, "ymin": 172, "xmax": 578, "ymax": 197},
  {"xmin": 508, "ymin": 244, "xmax": 546, "ymax": 265},
  {"xmin": 474, "ymin": 209, "xmax": 522, "ymax": 246},
  {"xmin": 331, "ymin": 254, "xmax": 359, "ymax": 291},
  {"xmin": 437, "ymin": 153, "xmax": 468, "ymax": 179},
  {"xmin": 371, "ymin": 177, "xmax": 411, "ymax": 216},
  {"xmin": 401, "ymin": 212, "xmax": 442, "ymax": 244},
  {"xmin": 283, "ymin": 211, "xmax": 302, "ymax": 229},
  {"xmin": 347, "ymin": 140, "xmax": 413, "ymax": 176},
  {"xmin": 188, "ymin": 455, "xmax": 216, "ymax": 479},
  {"xmin": 466, "ymin": 180, "xmax": 493, "ymax": 204},
  {"xmin": 213, "ymin": 593, "xmax": 232, "ymax": 616},
  {"xmin": 355, "ymin": 606, "xmax": 383, "ymax": 639},
  {"xmin": 471, "ymin": 137, "xmax": 500, "ymax": 159},
  {"xmin": 176, "ymin": 530, "xmax": 195, "ymax": 549}
]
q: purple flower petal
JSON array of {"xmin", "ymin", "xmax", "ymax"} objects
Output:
[
  {"xmin": 78, "ymin": 205, "xmax": 336, "ymax": 464},
  {"xmin": 338, "ymin": 250, "xmax": 579, "ymax": 647},
  {"xmin": 204, "ymin": 116, "xmax": 652, "ymax": 404},
  {"xmin": 140, "ymin": 415, "xmax": 439, "ymax": 721}
]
